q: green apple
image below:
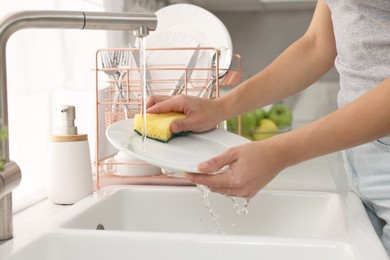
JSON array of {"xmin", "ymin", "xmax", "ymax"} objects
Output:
[
  {"xmin": 240, "ymin": 112, "xmax": 257, "ymax": 134},
  {"xmin": 241, "ymin": 134, "xmax": 255, "ymax": 141},
  {"xmin": 253, "ymin": 108, "xmax": 267, "ymax": 125},
  {"xmin": 267, "ymin": 104, "xmax": 292, "ymax": 127},
  {"xmin": 227, "ymin": 112, "xmax": 257, "ymax": 136},
  {"xmin": 227, "ymin": 117, "xmax": 238, "ymax": 133},
  {"xmin": 253, "ymin": 119, "xmax": 278, "ymax": 141}
]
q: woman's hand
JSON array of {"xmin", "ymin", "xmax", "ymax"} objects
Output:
[
  {"xmin": 146, "ymin": 95, "xmax": 286, "ymax": 198},
  {"xmin": 146, "ymin": 94, "xmax": 225, "ymax": 133},
  {"xmin": 186, "ymin": 138, "xmax": 287, "ymax": 198}
]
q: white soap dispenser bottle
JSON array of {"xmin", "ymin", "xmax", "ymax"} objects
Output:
[{"xmin": 47, "ymin": 105, "xmax": 93, "ymax": 205}]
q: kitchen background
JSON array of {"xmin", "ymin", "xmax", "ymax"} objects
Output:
[{"xmin": 1, "ymin": 0, "xmax": 339, "ymax": 209}]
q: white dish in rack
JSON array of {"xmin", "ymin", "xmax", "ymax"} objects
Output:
[
  {"xmin": 141, "ymin": 30, "xmax": 205, "ymax": 96},
  {"xmin": 113, "ymin": 151, "xmax": 161, "ymax": 177},
  {"xmin": 155, "ymin": 4, "xmax": 233, "ymax": 89}
]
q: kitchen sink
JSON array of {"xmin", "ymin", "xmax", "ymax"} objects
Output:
[
  {"xmin": 61, "ymin": 185, "xmax": 347, "ymax": 239},
  {"xmin": 4, "ymin": 230, "xmax": 357, "ymax": 260},
  {"xmin": 2, "ymin": 185, "xmax": 388, "ymax": 260}
]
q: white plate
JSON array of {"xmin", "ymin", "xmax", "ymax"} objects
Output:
[
  {"xmin": 155, "ymin": 4, "xmax": 233, "ymax": 87},
  {"xmin": 142, "ymin": 31, "xmax": 203, "ymax": 95},
  {"xmin": 106, "ymin": 119, "xmax": 249, "ymax": 174}
]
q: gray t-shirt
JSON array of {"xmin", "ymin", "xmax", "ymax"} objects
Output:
[{"xmin": 324, "ymin": 0, "xmax": 390, "ymax": 108}]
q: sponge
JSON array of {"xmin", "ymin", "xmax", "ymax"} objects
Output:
[{"xmin": 133, "ymin": 112, "xmax": 187, "ymax": 142}]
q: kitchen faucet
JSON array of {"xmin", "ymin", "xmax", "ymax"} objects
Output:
[{"xmin": 0, "ymin": 10, "xmax": 157, "ymax": 241}]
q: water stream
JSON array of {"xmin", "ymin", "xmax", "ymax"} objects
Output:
[
  {"xmin": 138, "ymin": 36, "xmax": 148, "ymax": 152},
  {"xmin": 227, "ymin": 196, "xmax": 250, "ymax": 216},
  {"xmin": 197, "ymin": 184, "xmax": 222, "ymax": 233},
  {"xmin": 197, "ymin": 184, "xmax": 250, "ymax": 234}
]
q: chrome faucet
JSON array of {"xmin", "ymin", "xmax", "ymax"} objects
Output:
[{"xmin": 0, "ymin": 10, "xmax": 157, "ymax": 240}]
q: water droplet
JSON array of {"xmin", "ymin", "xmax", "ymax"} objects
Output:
[
  {"xmin": 197, "ymin": 184, "xmax": 222, "ymax": 233},
  {"xmin": 226, "ymin": 196, "xmax": 250, "ymax": 216}
]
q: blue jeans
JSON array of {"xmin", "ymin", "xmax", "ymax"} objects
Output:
[{"xmin": 343, "ymin": 136, "xmax": 390, "ymax": 256}]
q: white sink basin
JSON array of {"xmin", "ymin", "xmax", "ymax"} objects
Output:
[
  {"xmin": 3, "ymin": 185, "xmax": 388, "ymax": 260},
  {"xmin": 4, "ymin": 230, "xmax": 357, "ymax": 260},
  {"xmin": 62, "ymin": 186, "xmax": 346, "ymax": 239}
]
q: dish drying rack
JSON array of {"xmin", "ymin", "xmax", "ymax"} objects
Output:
[{"xmin": 94, "ymin": 47, "xmax": 242, "ymax": 189}]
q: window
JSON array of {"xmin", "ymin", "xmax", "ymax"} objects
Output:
[
  {"xmin": 3, "ymin": 0, "xmax": 166, "ymax": 211},
  {"xmin": 2, "ymin": 0, "xmax": 107, "ymax": 210}
]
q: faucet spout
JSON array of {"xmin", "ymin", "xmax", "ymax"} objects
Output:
[{"xmin": 0, "ymin": 10, "xmax": 157, "ymax": 240}]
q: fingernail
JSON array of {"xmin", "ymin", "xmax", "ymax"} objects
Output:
[{"xmin": 199, "ymin": 161, "xmax": 209, "ymax": 169}]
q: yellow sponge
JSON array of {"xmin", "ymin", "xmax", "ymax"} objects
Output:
[{"xmin": 133, "ymin": 112, "xmax": 187, "ymax": 142}]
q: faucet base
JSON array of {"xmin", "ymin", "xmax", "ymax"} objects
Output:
[{"xmin": 0, "ymin": 194, "xmax": 13, "ymax": 240}]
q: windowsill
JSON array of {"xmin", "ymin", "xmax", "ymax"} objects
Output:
[{"xmin": 13, "ymin": 187, "xmax": 47, "ymax": 215}]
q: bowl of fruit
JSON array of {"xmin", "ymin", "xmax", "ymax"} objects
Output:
[{"xmin": 226, "ymin": 103, "xmax": 292, "ymax": 141}]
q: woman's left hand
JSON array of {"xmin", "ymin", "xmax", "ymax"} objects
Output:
[{"xmin": 185, "ymin": 138, "xmax": 287, "ymax": 198}]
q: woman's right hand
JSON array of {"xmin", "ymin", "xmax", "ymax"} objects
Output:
[{"xmin": 146, "ymin": 95, "xmax": 225, "ymax": 133}]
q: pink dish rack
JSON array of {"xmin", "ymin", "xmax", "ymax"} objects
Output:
[{"xmin": 94, "ymin": 46, "xmax": 242, "ymax": 190}]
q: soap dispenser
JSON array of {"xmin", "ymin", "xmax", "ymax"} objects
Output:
[{"xmin": 47, "ymin": 105, "xmax": 93, "ymax": 205}]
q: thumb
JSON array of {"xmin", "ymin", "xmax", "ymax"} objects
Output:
[
  {"xmin": 171, "ymin": 118, "xmax": 193, "ymax": 133},
  {"xmin": 198, "ymin": 149, "xmax": 236, "ymax": 174}
]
